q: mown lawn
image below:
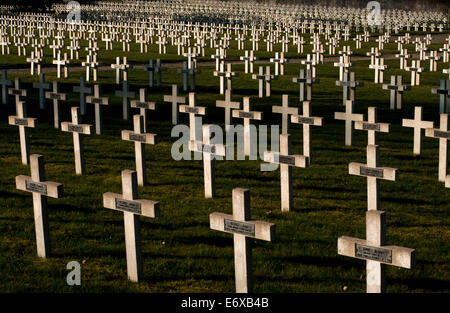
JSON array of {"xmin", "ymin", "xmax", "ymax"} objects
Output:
[{"xmin": 0, "ymin": 33, "xmax": 449, "ymax": 293}]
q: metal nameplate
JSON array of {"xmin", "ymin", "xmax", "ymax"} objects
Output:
[
  {"xmin": 278, "ymin": 155, "xmax": 296, "ymax": 166},
  {"xmin": 224, "ymin": 219, "xmax": 255, "ymax": 237},
  {"xmin": 25, "ymin": 181, "xmax": 47, "ymax": 195},
  {"xmin": 91, "ymin": 98, "xmax": 104, "ymax": 104},
  {"xmin": 134, "ymin": 102, "xmax": 147, "ymax": 109},
  {"xmin": 129, "ymin": 133, "xmax": 146, "ymax": 142},
  {"xmin": 50, "ymin": 93, "xmax": 62, "ymax": 100},
  {"xmin": 115, "ymin": 198, "xmax": 141, "ymax": 214},
  {"xmin": 434, "ymin": 130, "xmax": 450, "ymax": 139},
  {"xmin": 11, "ymin": 90, "xmax": 22, "ymax": 95},
  {"xmin": 387, "ymin": 85, "xmax": 399, "ymax": 90},
  {"xmin": 14, "ymin": 118, "xmax": 29, "ymax": 126},
  {"xmin": 362, "ymin": 123, "xmax": 380, "ymax": 131},
  {"xmin": 184, "ymin": 107, "xmax": 199, "ymax": 114},
  {"xmin": 360, "ymin": 166, "xmax": 384, "ymax": 178},
  {"xmin": 355, "ymin": 244, "xmax": 392, "ymax": 263},
  {"xmin": 296, "ymin": 116, "xmax": 315, "ymax": 124},
  {"xmin": 68, "ymin": 124, "xmax": 84, "ymax": 133},
  {"xmin": 239, "ymin": 111, "xmax": 254, "ymax": 119}
]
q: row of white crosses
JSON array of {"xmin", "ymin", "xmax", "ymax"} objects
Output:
[{"xmin": 337, "ymin": 104, "xmax": 415, "ymax": 293}]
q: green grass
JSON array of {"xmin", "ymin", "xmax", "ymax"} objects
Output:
[{"xmin": 0, "ymin": 36, "xmax": 449, "ymax": 293}]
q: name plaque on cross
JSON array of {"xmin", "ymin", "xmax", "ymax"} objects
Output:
[
  {"xmin": 362, "ymin": 123, "xmax": 381, "ymax": 131},
  {"xmin": 360, "ymin": 166, "xmax": 384, "ymax": 178},
  {"xmin": 239, "ymin": 112, "xmax": 255, "ymax": 119},
  {"xmin": 91, "ymin": 98, "xmax": 104, "ymax": 104},
  {"xmin": 115, "ymin": 198, "xmax": 142, "ymax": 214},
  {"xmin": 50, "ymin": 94, "xmax": 61, "ymax": 100},
  {"xmin": 433, "ymin": 130, "xmax": 450, "ymax": 139},
  {"xmin": 68, "ymin": 124, "xmax": 84, "ymax": 133},
  {"xmin": 11, "ymin": 90, "xmax": 22, "ymax": 95},
  {"xmin": 295, "ymin": 116, "xmax": 315, "ymax": 124},
  {"xmin": 184, "ymin": 107, "xmax": 199, "ymax": 114},
  {"xmin": 25, "ymin": 181, "xmax": 47, "ymax": 195},
  {"xmin": 134, "ymin": 102, "xmax": 147, "ymax": 109},
  {"xmin": 387, "ymin": 85, "xmax": 399, "ymax": 90},
  {"xmin": 14, "ymin": 118, "xmax": 29, "ymax": 126},
  {"xmin": 278, "ymin": 155, "xmax": 296, "ymax": 166},
  {"xmin": 224, "ymin": 219, "xmax": 255, "ymax": 237},
  {"xmin": 129, "ymin": 133, "xmax": 146, "ymax": 142},
  {"xmin": 355, "ymin": 243, "xmax": 392, "ymax": 263},
  {"xmin": 203, "ymin": 144, "xmax": 216, "ymax": 154}
]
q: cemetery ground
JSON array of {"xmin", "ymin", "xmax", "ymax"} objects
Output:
[{"xmin": 0, "ymin": 36, "xmax": 449, "ymax": 293}]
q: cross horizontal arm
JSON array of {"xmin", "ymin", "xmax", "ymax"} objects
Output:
[
  {"xmin": 291, "ymin": 115, "xmax": 322, "ymax": 126},
  {"xmin": 210, "ymin": 212, "xmax": 275, "ymax": 242},
  {"xmin": 338, "ymin": 236, "xmax": 415, "ymax": 269},
  {"xmin": 16, "ymin": 175, "xmax": 63, "ymax": 198},
  {"xmin": 61, "ymin": 122, "xmax": 92, "ymax": 135},
  {"xmin": 8, "ymin": 116, "xmax": 37, "ymax": 128},
  {"xmin": 349, "ymin": 162, "xmax": 398, "ymax": 181},
  {"xmin": 179, "ymin": 104, "xmax": 206, "ymax": 115},
  {"xmin": 121, "ymin": 131, "xmax": 158, "ymax": 144},
  {"xmin": 103, "ymin": 192, "xmax": 159, "ymax": 218},
  {"xmin": 263, "ymin": 151, "xmax": 309, "ymax": 168}
]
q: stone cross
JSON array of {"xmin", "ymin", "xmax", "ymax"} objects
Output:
[
  {"xmin": 355, "ymin": 107, "xmax": 390, "ymax": 145},
  {"xmin": 1, "ymin": 69, "xmax": 12, "ymax": 105},
  {"xmin": 240, "ymin": 50, "xmax": 256, "ymax": 74},
  {"xmin": 8, "ymin": 78, "xmax": 27, "ymax": 107},
  {"xmin": 121, "ymin": 115, "xmax": 158, "ymax": 186},
  {"xmin": 334, "ymin": 100, "xmax": 364, "ymax": 146},
  {"xmin": 73, "ymin": 76, "xmax": 92, "ymax": 115},
  {"xmin": 103, "ymin": 169, "xmax": 159, "ymax": 282},
  {"xmin": 336, "ymin": 72, "xmax": 363, "ymax": 106},
  {"xmin": 366, "ymin": 47, "xmax": 380, "ymax": 65},
  {"xmin": 402, "ymin": 106, "xmax": 434, "ymax": 155},
  {"xmin": 190, "ymin": 124, "xmax": 226, "ymax": 198},
  {"xmin": 81, "ymin": 54, "xmax": 98, "ymax": 82},
  {"xmin": 178, "ymin": 61, "xmax": 200, "ymax": 92},
  {"xmin": 130, "ymin": 88, "xmax": 157, "ymax": 133},
  {"xmin": 53, "ymin": 52, "xmax": 70, "ymax": 79},
  {"xmin": 45, "ymin": 81, "xmax": 67, "ymax": 129},
  {"xmin": 115, "ymin": 80, "xmax": 136, "ymax": 120},
  {"xmin": 395, "ymin": 49, "xmax": 410, "ymax": 70},
  {"xmin": 333, "ymin": 55, "xmax": 352, "ymax": 81},
  {"xmin": 272, "ymin": 94, "xmax": 299, "ymax": 134},
  {"xmin": 8, "ymin": 101, "xmax": 37, "ymax": 164},
  {"xmin": 26, "ymin": 51, "xmax": 43, "ymax": 76},
  {"xmin": 382, "ymin": 75, "xmax": 410, "ymax": 110},
  {"xmin": 32, "ymin": 73, "xmax": 51, "ymax": 110},
  {"xmin": 15, "ymin": 154, "xmax": 63, "ymax": 258},
  {"xmin": 264, "ymin": 134, "xmax": 309, "ymax": 211},
  {"xmin": 252, "ymin": 66, "xmax": 266, "ymax": 98},
  {"xmin": 405, "ymin": 60, "xmax": 425, "ymax": 86},
  {"xmin": 213, "ymin": 62, "xmax": 227, "ymax": 95},
  {"xmin": 163, "ymin": 84, "xmax": 185, "ymax": 125},
  {"xmin": 144, "ymin": 59, "xmax": 156, "ymax": 87},
  {"xmin": 232, "ymin": 97, "xmax": 263, "ymax": 157},
  {"xmin": 111, "ymin": 56, "xmax": 132, "ymax": 84},
  {"xmin": 340, "ymin": 146, "xmax": 414, "ymax": 293},
  {"xmin": 369, "ymin": 57, "xmax": 388, "ymax": 84},
  {"xmin": 86, "ymin": 85, "xmax": 109, "ymax": 135},
  {"xmin": 209, "ymin": 188, "xmax": 275, "ymax": 293},
  {"xmin": 291, "ymin": 101, "xmax": 323, "ymax": 161},
  {"xmin": 179, "ymin": 93, "xmax": 207, "ymax": 143},
  {"xmin": 269, "ymin": 52, "xmax": 288, "ymax": 75},
  {"xmin": 426, "ymin": 51, "xmax": 439, "ymax": 72},
  {"xmin": 293, "ymin": 69, "xmax": 319, "ymax": 102},
  {"xmin": 61, "ymin": 107, "xmax": 93, "ymax": 174},
  {"xmin": 425, "ymin": 114, "xmax": 449, "ymax": 182},
  {"xmin": 431, "ymin": 79, "xmax": 450, "ymax": 113},
  {"xmin": 216, "ymin": 88, "xmax": 241, "ymax": 127},
  {"xmin": 338, "ymin": 210, "xmax": 414, "ymax": 293}
]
